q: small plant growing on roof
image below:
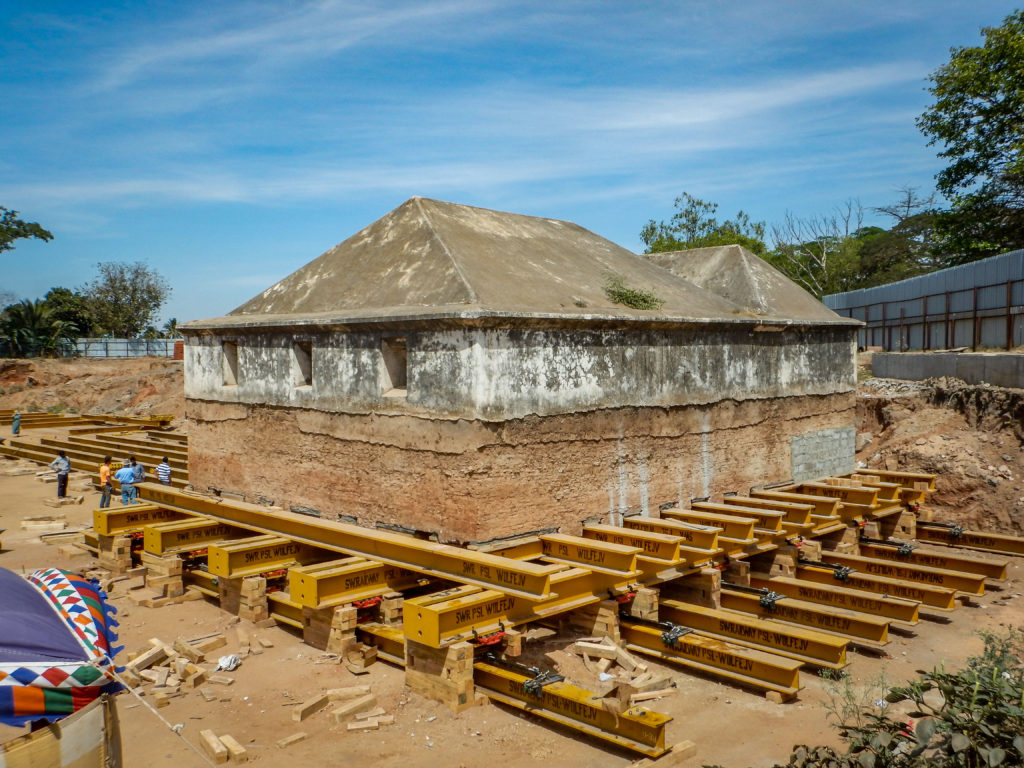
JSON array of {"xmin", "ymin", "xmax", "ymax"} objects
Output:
[{"xmin": 603, "ymin": 273, "xmax": 665, "ymax": 311}]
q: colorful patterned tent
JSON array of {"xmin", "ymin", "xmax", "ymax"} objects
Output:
[{"xmin": 0, "ymin": 568, "xmax": 122, "ymax": 727}]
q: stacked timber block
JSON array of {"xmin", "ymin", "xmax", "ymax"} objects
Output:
[
  {"xmin": 753, "ymin": 545, "xmax": 798, "ymax": 578},
  {"xmin": 326, "ymin": 606, "xmax": 358, "ymax": 654},
  {"xmin": 880, "ymin": 511, "xmax": 916, "ymax": 539},
  {"xmin": 404, "ymin": 640, "xmax": 475, "ymax": 712},
  {"xmin": 141, "ymin": 552, "xmax": 184, "ymax": 598},
  {"xmin": 238, "ymin": 577, "xmax": 269, "ymax": 623},
  {"xmin": 569, "ymin": 599, "xmax": 621, "ymax": 642},
  {"xmin": 626, "ymin": 587, "xmax": 659, "ymax": 622},
  {"xmin": 98, "ymin": 534, "xmax": 132, "ymax": 573},
  {"xmin": 661, "ymin": 568, "xmax": 721, "ymax": 609},
  {"xmin": 723, "ymin": 560, "xmax": 752, "ymax": 585},
  {"xmin": 819, "ymin": 527, "xmax": 859, "ymax": 554},
  {"xmin": 302, "ymin": 605, "xmax": 335, "ymax": 650},
  {"xmin": 379, "ymin": 591, "xmax": 403, "ymax": 625},
  {"xmin": 219, "ymin": 577, "xmax": 243, "ymax": 615}
]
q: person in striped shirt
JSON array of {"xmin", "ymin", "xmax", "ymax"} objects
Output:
[{"xmin": 155, "ymin": 457, "xmax": 172, "ymax": 485}]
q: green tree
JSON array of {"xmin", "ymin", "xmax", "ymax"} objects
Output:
[
  {"xmin": 162, "ymin": 317, "xmax": 181, "ymax": 338},
  {"xmin": 640, "ymin": 192, "xmax": 768, "ymax": 255},
  {"xmin": 0, "ymin": 207, "xmax": 52, "ymax": 253},
  {"xmin": 0, "ymin": 299, "xmax": 77, "ymax": 357},
  {"xmin": 44, "ymin": 287, "xmax": 95, "ymax": 337},
  {"xmin": 917, "ymin": 10, "xmax": 1024, "ymax": 263},
  {"xmin": 84, "ymin": 261, "xmax": 171, "ymax": 337}
]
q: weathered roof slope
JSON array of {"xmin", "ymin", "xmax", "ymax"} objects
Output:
[
  {"xmin": 642, "ymin": 244, "xmax": 845, "ymax": 323},
  {"xmin": 222, "ymin": 197, "xmax": 745, "ymax": 322}
]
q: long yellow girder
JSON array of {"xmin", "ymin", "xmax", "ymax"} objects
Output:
[
  {"xmin": 622, "ymin": 517, "xmax": 721, "ymax": 551},
  {"xmin": 619, "ymin": 621, "xmax": 801, "ymax": 698},
  {"xmin": 691, "ymin": 502, "xmax": 785, "ymax": 532},
  {"xmin": 138, "ymin": 483, "xmax": 563, "ymax": 600},
  {"xmin": 722, "ymin": 496, "xmax": 814, "ymax": 526},
  {"xmin": 660, "ymin": 509, "xmax": 756, "ymax": 540},
  {"xmin": 719, "ymin": 588, "xmax": 890, "ymax": 647},
  {"xmin": 538, "ymin": 533, "xmax": 640, "ymax": 577},
  {"xmin": 858, "ymin": 543, "xmax": 1008, "ymax": 580},
  {"xmin": 659, "ymin": 600, "xmax": 849, "ymax": 669},
  {"xmin": 472, "ymin": 661, "xmax": 671, "ymax": 757},
  {"xmin": 820, "ymin": 552, "xmax": 986, "ymax": 596},
  {"xmin": 142, "ymin": 517, "xmax": 251, "ymax": 555},
  {"xmin": 794, "ymin": 565, "xmax": 956, "ymax": 610},
  {"xmin": 288, "ymin": 558, "xmax": 429, "ymax": 608},
  {"xmin": 93, "ymin": 504, "xmax": 187, "ymax": 536},
  {"xmin": 749, "ymin": 575, "xmax": 920, "ymax": 624},
  {"xmin": 914, "ymin": 523, "xmax": 1024, "ymax": 557},
  {"xmin": 582, "ymin": 524, "xmax": 682, "ymax": 564},
  {"xmin": 206, "ymin": 535, "xmax": 335, "ymax": 578}
]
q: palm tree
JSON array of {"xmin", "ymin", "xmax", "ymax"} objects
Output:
[
  {"xmin": 162, "ymin": 317, "xmax": 181, "ymax": 338},
  {"xmin": 1, "ymin": 299, "xmax": 77, "ymax": 357}
]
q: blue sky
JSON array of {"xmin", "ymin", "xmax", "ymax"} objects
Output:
[{"xmin": 1, "ymin": 1, "xmax": 1019, "ymax": 326}]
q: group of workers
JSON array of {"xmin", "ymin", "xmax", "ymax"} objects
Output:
[{"xmin": 49, "ymin": 451, "xmax": 174, "ymax": 505}]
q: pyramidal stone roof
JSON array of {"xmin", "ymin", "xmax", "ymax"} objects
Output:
[
  {"xmin": 186, "ymin": 198, "xmax": 856, "ymax": 329},
  {"xmin": 642, "ymin": 244, "xmax": 846, "ymax": 324}
]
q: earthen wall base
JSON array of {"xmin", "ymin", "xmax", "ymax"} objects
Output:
[{"xmin": 186, "ymin": 393, "xmax": 855, "ymax": 543}]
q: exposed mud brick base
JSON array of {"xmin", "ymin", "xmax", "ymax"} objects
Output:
[{"xmin": 186, "ymin": 392, "xmax": 854, "ymax": 543}]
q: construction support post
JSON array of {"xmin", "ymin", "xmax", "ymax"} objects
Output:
[{"xmin": 404, "ymin": 640, "xmax": 477, "ymax": 712}]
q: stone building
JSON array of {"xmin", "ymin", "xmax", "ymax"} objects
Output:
[{"xmin": 181, "ymin": 198, "xmax": 860, "ymax": 543}]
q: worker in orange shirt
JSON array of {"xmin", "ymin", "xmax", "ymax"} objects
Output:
[{"xmin": 99, "ymin": 455, "xmax": 113, "ymax": 508}]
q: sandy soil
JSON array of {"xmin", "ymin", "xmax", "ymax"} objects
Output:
[{"xmin": 0, "ymin": 357, "xmax": 1022, "ymax": 767}]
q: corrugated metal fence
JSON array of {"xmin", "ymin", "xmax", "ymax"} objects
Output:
[
  {"xmin": 823, "ymin": 249, "xmax": 1024, "ymax": 351},
  {"xmin": 75, "ymin": 338, "xmax": 178, "ymax": 358}
]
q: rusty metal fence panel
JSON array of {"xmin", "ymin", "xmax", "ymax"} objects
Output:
[{"xmin": 824, "ymin": 249, "xmax": 1024, "ymax": 351}]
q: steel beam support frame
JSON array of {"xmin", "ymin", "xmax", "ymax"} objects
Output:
[
  {"xmin": 915, "ymin": 524, "xmax": 1024, "ymax": 557},
  {"xmin": 138, "ymin": 483, "xmax": 563, "ymax": 600},
  {"xmin": 820, "ymin": 552, "xmax": 986, "ymax": 596},
  {"xmin": 142, "ymin": 518, "xmax": 251, "ymax": 555},
  {"xmin": 720, "ymin": 588, "xmax": 890, "ymax": 647},
  {"xmin": 857, "ymin": 543, "xmax": 1008, "ymax": 580},
  {"xmin": 659, "ymin": 600, "xmax": 849, "ymax": 669},
  {"xmin": 794, "ymin": 566, "xmax": 956, "ymax": 610},
  {"xmin": 620, "ymin": 621, "xmax": 801, "ymax": 698},
  {"xmin": 93, "ymin": 505, "xmax": 186, "ymax": 536},
  {"xmin": 623, "ymin": 517, "xmax": 721, "ymax": 552},
  {"xmin": 288, "ymin": 558, "xmax": 429, "ymax": 608},
  {"xmin": 749, "ymin": 575, "xmax": 920, "ymax": 624},
  {"xmin": 473, "ymin": 661, "xmax": 671, "ymax": 757}
]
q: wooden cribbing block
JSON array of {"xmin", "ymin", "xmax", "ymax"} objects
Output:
[
  {"xmin": 199, "ymin": 729, "xmax": 228, "ymax": 764},
  {"xmin": 173, "ymin": 638, "xmax": 204, "ymax": 663},
  {"xmin": 193, "ymin": 634, "xmax": 227, "ymax": 654},
  {"xmin": 355, "ymin": 706, "xmax": 387, "ymax": 721},
  {"xmin": 327, "ymin": 685, "xmax": 371, "ymax": 701},
  {"xmin": 302, "ymin": 605, "xmax": 335, "ymax": 650},
  {"xmin": 276, "ymin": 733, "xmax": 307, "ymax": 749},
  {"xmin": 292, "ymin": 693, "xmax": 330, "ymax": 722},
  {"xmin": 404, "ymin": 640, "xmax": 475, "ymax": 712},
  {"xmin": 326, "ymin": 606, "xmax": 358, "ymax": 654},
  {"xmin": 630, "ymin": 687, "xmax": 677, "ymax": 703},
  {"xmin": 127, "ymin": 644, "xmax": 168, "ymax": 672},
  {"xmin": 571, "ymin": 641, "xmax": 618, "ymax": 660},
  {"xmin": 207, "ymin": 674, "xmax": 234, "ymax": 686},
  {"xmin": 218, "ymin": 734, "xmax": 247, "ymax": 762},
  {"xmin": 331, "ymin": 694, "xmax": 376, "ymax": 722},
  {"xmin": 503, "ymin": 628, "xmax": 523, "ymax": 657}
]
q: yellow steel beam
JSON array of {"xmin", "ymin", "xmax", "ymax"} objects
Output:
[
  {"xmin": 539, "ymin": 533, "xmax": 640, "ymax": 577},
  {"xmin": 206, "ymin": 535, "xmax": 333, "ymax": 578},
  {"xmin": 722, "ymin": 496, "xmax": 814, "ymax": 527},
  {"xmin": 847, "ymin": 479, "xmax": 902, "ymax": 502},
  {"xmin": 750, "ymin": 490, "xmax": 841, "ymax": 518},
  {"xmin": 138, "ymin": 483, "xmax": 562, "ymax": 600},
  {"xmin": 858, "ymin": 543, "xmax": 1008, "ymax": 580},
  {"xmin": 820, "ymin": 552, "xmax": 986, "ymax": 596},
  {"xmin": 792, "ymin": 481, "xmax": 879, "ymax": 507},
  {"xmin": 93, "ymin": 504, "xmax": 189, "ymax": 536},
  {"xmin": 266, "ymin": 591, "xmax": 304, "ymax": 629},
  {"xmin": 659, "ymin": 600, "xmax": 849, "ymax": 669},
  {"xmin": 620, "ymin": 621, "xmax": 801, "ymax": 699},
  {"xmin": 623, "ymin": 517, "xmax": 721, "ymax": 551},
  {"xmin": 473, "ymin": 660, "xmax": 671, "ymax": 757},
  {"xmin": 749, "ymin": 575, "xmax": 920, "ymax": 625},
  {"xmin": 691, "ymin": 502, "xmax": 784, "ymax": 532},
  {"xmin": 403, "ymin": 564, "xmax": 632, "ymax": 647},
  {"xmin": 850, "ymin": 469, "xmax": 936, "ymax": 491},
  {"xmin": 794, "ymin": 565, "xmax": 956, "ymax": 610},
  {"xmin": 357, "ymin": 622, "xmax": 407, "ymax": 664},
  {"xmin": 582, "ymin": 524, "xmax": 682, "ymax": 564},
  {"xmin": 142, "ymin": 518, "xmax": 252, "ymax": 555},
  {"xmin": 915, "ymin": 523, "xmax": 1024, "ymax": 557},
  {"xmin": 720, "ymin": 588, "xmax": 889, "ymax": 647},
  {"xmin": 183, "ymin": 568, "xmax": 217, "ymax": 597},
  {"xmin": 660, "ymin": 509, "xmax": 756, "ymax": 541},
  {"xmin": 288, "ymin": 558, "xmax": 429, "ymax": 608}
]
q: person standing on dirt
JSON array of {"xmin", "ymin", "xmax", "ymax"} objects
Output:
[
  {"xmin": 114, "ymin": 461, "xmax": 135, "ymax": 505},
  {"xmin": 48, "ymin": 450, "xmax": 71, "ymax": 499},
  {"xmin": 155, "ymin": 457, "xmax": 172, "ymax": 485},
  {"xmin": 11, "ymin": 409, "xmax": 20, "ymax": 436},
  {"xmin": 130, "ymin": 456, "xmax": 145, "ymax": 502},
  {"xmin": 98, "ymin": 455, "xmax": 113, "ymax": 508}
]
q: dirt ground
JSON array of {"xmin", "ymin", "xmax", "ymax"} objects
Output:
[{"xmin": 0, "ymin": 357, "xmax": 1022, "ymax": 767}]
